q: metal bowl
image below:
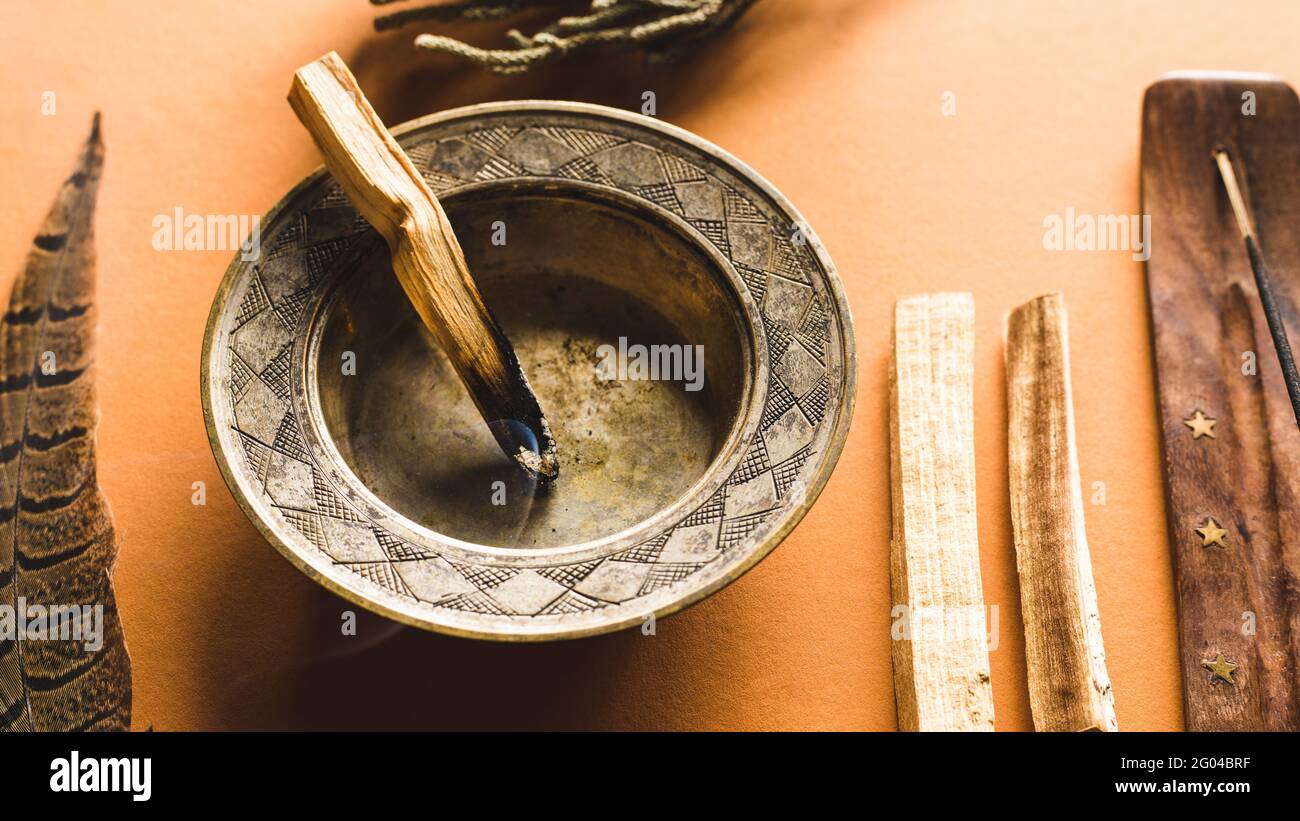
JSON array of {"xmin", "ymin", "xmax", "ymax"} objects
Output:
[{"xmin": 201, "ymin": 101, "xmax": 856, "ymax": 640}]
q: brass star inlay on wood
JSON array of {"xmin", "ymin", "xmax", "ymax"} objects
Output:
[
  {"xmin": 1195, "ymin": 518, "xmax": 1228, "ymax": 548},
  {"xmin": 1183, "ymin": 410, "xmax": 1217, "ymax": 439},
  {"xmin": 1203, "ymin": 653, "xmax": 1238, "ymax": 685}
]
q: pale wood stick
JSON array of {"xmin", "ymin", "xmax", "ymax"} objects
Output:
[
  {"xmin": 288, "ymin": 51, "xmax": 558, "ymax": 483},
  {"xmin": 889, "ymin": 293, "xmax": 995, "ymax": 732},
  {"xmin": 1004, "ymin": 293, "xmax": 1117, "ymax": 732}
]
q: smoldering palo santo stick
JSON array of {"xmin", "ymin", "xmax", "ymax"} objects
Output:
[{"xmin": 288, "ymin": 51, "xmax": 558, "ymax": 484}]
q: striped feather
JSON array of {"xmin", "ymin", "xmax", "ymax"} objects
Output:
[{"xmin": 0, "ymin": 114, "xmax": 131, "ymax": 731}]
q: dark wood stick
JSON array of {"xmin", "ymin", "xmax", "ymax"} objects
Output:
[
  {"xmin": 1004, "ymin": 293, "xmax": 1117, "ymax": 732},
  {"xmin": 288, "ymin": 51, "xmax": 558, "ymax": 483},
  {"xmin": 1214, "ymin": 148, "xmax": 1300, "ymax": 429}
]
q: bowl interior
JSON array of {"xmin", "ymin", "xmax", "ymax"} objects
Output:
[{"xmin": 311, "ymin": 181, "xmax": 750, "ymax": 550}]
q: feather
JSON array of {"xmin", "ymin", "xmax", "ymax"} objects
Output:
[{"xmin": 0, "ymin": 113, "xmax": 131, "ymax": 731}]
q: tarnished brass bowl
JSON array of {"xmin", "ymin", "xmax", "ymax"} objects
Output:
[{"xmin": 202, "ymin": 102, "xmax": 855, "ymax": 640}]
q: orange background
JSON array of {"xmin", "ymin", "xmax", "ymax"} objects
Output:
[{"xmin": 3, "ymin": 0, "xmax": 1294, "ymax": 731}]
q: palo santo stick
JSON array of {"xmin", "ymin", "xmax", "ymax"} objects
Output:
[
  {"xmin": 288, "ymin": 51, "xmax": 558, "ymax": 483},
  {"xmin": 889, "ymin": 293, "xmax": 995, "ymax": 732},
  {"xmin": 1004, "ymin": 293, "xmax": 1117, "ymax": 732}
]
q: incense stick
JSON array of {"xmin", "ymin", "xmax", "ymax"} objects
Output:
[{"xmin": 1214, "ymin": 148, "xmax": 1300, "ymax": 428}]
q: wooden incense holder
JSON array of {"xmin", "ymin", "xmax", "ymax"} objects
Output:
[
  {"xmin": 889, "ymin": 293, "xmax": 995, "ymax": 731},
  {"xmin": 288, "ymin": 52, "xmax": 558, "ymax": 484},
  {"xmin": 1005, "ymin": 293, "xmax": 1117, "ymax": 732},
  {"xmin": 1142, "ymin": 73, "xmax": 1300, "ymax": 730}
]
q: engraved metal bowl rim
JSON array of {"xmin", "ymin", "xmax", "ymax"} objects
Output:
[{"xmin": 200, "ymin": 100, "xmax": 858, "ymax": 641}]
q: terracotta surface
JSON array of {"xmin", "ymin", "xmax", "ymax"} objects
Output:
[{"xmin": 4, "ymin": 0, "xmax": 1293, "ymax": 731}]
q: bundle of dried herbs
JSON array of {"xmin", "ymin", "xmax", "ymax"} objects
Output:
[{"xmin": 372, "ymin": 0, "xmax": 760, "ymax": 74}]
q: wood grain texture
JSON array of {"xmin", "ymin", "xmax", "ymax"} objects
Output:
[
  {"xmin": 0, "ymin": 114, "xmax": 131, "ymax": 731},
  {"xmin": 1004, "ymin": 293, "xmax": 1116, "ymax": 732},
  {"xmin": 1142, "ymin": 75, "xmax": 1300, "ymax": 731},
  {"xmin": 889, "ymin": 292, "xmax": 994, "ymax": 731},
  {"xmin": 288, "ymin": 51, "xmax": 558, "ymax": 483}
]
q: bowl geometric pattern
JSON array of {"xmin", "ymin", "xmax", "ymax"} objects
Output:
[{"xmin": 202, "ymin": 102, "xmax": 855, "ymax": 640}]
